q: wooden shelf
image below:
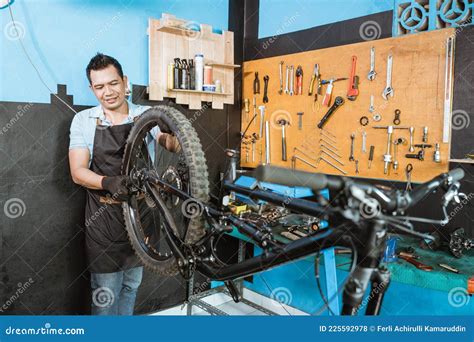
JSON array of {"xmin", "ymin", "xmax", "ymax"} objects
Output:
[
  {"xmin": 207, "ymin": 63, "xmax": 241, "ymax": 69},
  {"xmin": 167, "ymin": 88, "xmax": 231, "ymax": 96},
  {"xmin": 155, "ymin": 24, "xmax": 196, "ymax": 36},
  {"xmin": 148, "ymin": 13, "xmax": 235, "ymax": 110},
  {"xmin": 449, "ymin": 159, "xmax": 474, "ymax": 164}
]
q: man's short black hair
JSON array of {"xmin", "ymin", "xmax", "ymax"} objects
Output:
[{"xmin": 86, "ymin": 53, "xmax": 124, "ymax": 84}]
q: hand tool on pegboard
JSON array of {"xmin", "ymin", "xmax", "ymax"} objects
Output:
[
  {"xmin": 318, "ymin": 96, "xmax": 345, "ymax": 128},
  {"xmin": 308, "ymin": 63, "xmax": 320, "ymax": 98},
  {"xmin": 278, "ymin": 61, "xmax": 284, "ymax": 95},
  {"xmin": 321, "ymin": 77, "xmax": 347, "ymax": 106},
  {"xmin": 277, "ymin": 119, "xmax": 290, "ymax": 161},
  {"xmin": 295, "ymin": 65, "xmax": 303, "ymax": 95},
  {"xmin": 443, "ymin": 36, "xmax": 455, "ymax": 143},
  {"xmin": 263, "ymin": 75, "xmax": 269, "ymax": 103},
  {"xmin": 347, "ymin": 56, "xmax": 359, "ymax": 101},
  {"xmin": 367, "ymin": 46, "xmax": 377, "ymax": 81},
  {"xmin": 382, "ymin": 54, "xmax": 394, "ymax": 100},
  {"xmin": 372, "ymin": 125, "xmax": 410, "ymax": 174}
]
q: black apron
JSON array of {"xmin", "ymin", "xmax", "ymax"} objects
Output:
[{"xmin": 85, "ymin": 117, "xmax": 141, "ymax": 273}]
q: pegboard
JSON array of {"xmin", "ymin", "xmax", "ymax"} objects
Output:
[{"xmin": 240, "ymin": 28, "xmax": 455, "ymax": 183}]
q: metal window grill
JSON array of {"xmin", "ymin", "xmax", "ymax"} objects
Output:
[{"xmin": 393, "ymin": 0, "xmax": 474, "ymax": 36}]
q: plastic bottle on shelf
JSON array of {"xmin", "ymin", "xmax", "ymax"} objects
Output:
[{"xmin": 195, "ymin": 54, "xmax": 204, "ymax": 91}]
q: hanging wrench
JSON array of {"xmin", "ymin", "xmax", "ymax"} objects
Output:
[
  {"xmin": 382, "ymin": 54, "xmax": 394, "ymax": 100},
  {"xmin": 284, "ymin": 65, "xmax": 290, "ymax": 94},
  {"xmin": 349, "ymin": 133, "xmax": 355, "ymax": 162},
  {"xmin": 347, "ymin": 56, "xmax": 359, "ymax": 101},
  {"xmin": 278, "ymin": 61, "xmax": 284, "ymax": 95},
  {"xmin": 409, "ymin": 126, "xmax": 415, "ymax": 152},
  {"xmin": 361, "ymin": 131, "xmax": 367, "ymax": 153},
  {"xmin": 289, "ymin": 65, "xmax": 295, "ymax": 96},
  {"xmin": 317, "ymin": 96, "xmax": 345, "ymax": 129},
  {"xmin": 369, "ymin": 95, "xmax": 375, "ymax": 113},
  {"xmin": 263, "ymin": 75, "xmax": 269, "ymax": 103},
  {"xmin": 367, "ymin": 47, "xmax": 376, "ymax": 81}
]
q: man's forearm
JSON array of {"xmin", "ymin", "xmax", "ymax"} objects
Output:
[{"xmin": 72, "ymin": 168, "xmax": 105, "ymax": 190}]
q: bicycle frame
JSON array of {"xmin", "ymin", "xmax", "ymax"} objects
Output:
[{"xmin": 143, "ymin": 171, "xmax": 391, "ymax": 315}]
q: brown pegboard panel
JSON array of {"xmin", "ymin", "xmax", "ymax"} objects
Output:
[{"xmin": 240, "ymin": 28, "xmax": 455, "ymax": 183}]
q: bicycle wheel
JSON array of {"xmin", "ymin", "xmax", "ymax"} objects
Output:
[{"xmin": 122, "ymin": 105, "xmax": 209, "ymax": 276}]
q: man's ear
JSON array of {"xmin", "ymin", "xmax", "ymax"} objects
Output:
[{"xmin": 124, "ymin": 75, "xmax": 131, "ymax": 96}]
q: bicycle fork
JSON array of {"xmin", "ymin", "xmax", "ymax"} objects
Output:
[
  {"xmin": 341, "ymin": 220, "xmax": 392, "ymax": 315},
  {"xmin": 341, "ymin": 265, "xmax": 391, "ymax": 315}
]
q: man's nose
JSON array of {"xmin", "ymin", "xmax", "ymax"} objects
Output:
[{"xmin": 104, "ymin": 85, "xmax": 114, "ymax": 96}]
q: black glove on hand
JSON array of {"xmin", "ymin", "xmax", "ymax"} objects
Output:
[{"xmin": 101, "ymin": 175, "xmax": 131, "ymax": 201}]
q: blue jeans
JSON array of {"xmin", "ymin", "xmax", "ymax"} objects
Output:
[{"xmin": 90, "ymin": 267, "xmax": 143, "ymax": 315}]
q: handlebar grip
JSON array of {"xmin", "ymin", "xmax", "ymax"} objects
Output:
[
  {"xmin": 253, "ymin": 166, "xmax": 343, "ymax": 192},
  {"xmin": 448, "ymin": 168, "xmax": 465, "ymax": 183}
]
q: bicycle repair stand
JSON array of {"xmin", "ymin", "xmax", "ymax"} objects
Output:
[
  {"xmin": 183, "ymin": 175, "xmax": 340, "ymax": 315},
  {"xmin": 184, "ymin": 239, "xmax": 279, "ymax": 316}
]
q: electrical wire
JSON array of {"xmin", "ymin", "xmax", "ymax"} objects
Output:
[{"xmin": 8, "ymin": 4, "xmax": 78, "ymax": 115}]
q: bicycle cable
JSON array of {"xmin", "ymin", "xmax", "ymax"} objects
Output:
[
  {"xmin": 258, "ymin": 274, "xmax": 292, "ymax": 316},
  {"xmin": 313, "ymin": 232, "xmax": 357, "ymax": 316}
]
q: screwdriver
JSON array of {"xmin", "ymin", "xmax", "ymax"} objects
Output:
[{"xmin": 368, "ymin": 145, "xmax": 375, "ymax": 169}]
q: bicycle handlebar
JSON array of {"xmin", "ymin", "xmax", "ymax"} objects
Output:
[
  {"xmin": 253, "ymin": 165, "xmax": 465, "ymax": 213},
  {"xmin": 253, "ymin": 165, "xmax": 344, "ymax": 192}
]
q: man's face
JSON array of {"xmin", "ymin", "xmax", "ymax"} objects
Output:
[{"xmin": 89, "ymin": 65, "xmax": 128, "ymax": 111}]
